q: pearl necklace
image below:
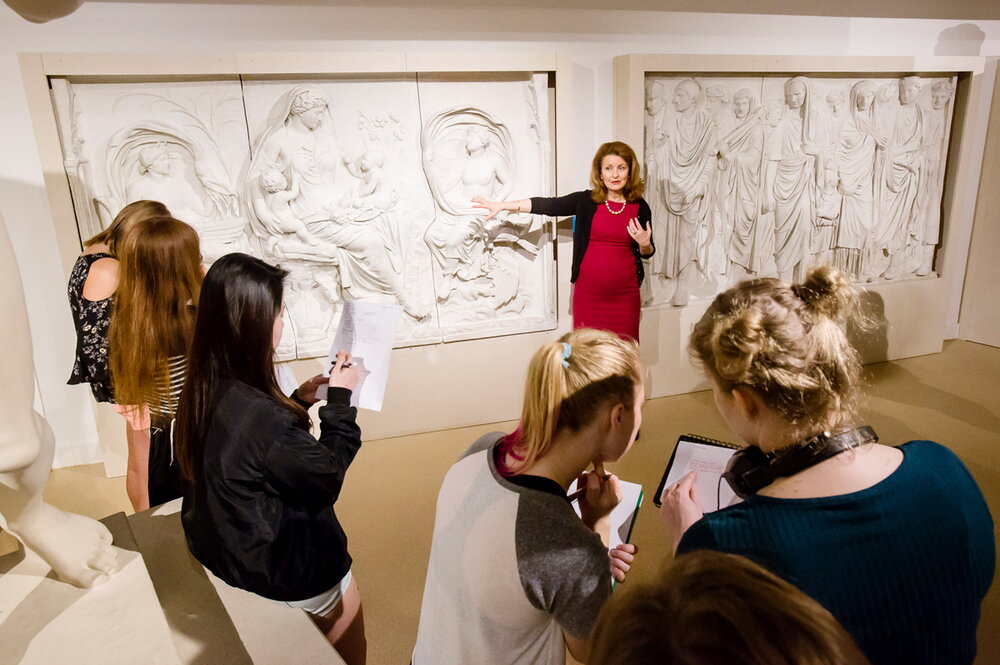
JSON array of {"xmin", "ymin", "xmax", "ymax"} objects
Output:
[{"xmin": 605, "ymin": 199, "xmax": 627, "ymax": 215}]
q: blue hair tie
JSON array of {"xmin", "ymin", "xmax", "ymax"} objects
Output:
[{"xmin": 561, "ymin": 342, "xmax": 572, "ymax": 368}]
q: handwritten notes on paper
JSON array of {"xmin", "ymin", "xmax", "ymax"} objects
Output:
[
  {"xmin": 662, "ymin": 438, "xmax": 741, "ymax": 512},
  {"xmin": 320, "ymin": 301, "xmax": 403, "ymax": 411}
]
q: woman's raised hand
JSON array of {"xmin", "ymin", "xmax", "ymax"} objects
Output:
[
  {"xmin": 471, "ymin": 196, "xmax": 505, "ymax": 220},
  {"xmin": 659, "ymin": 471, "xmax": 704, "ymax": 554},
  {"xmin": 609, "ymin": 543, "xmax": 638, "ymax": 583},
  {"xmin": 627, "ymin": 218, "xmax": 652, "ymax": 250},
  {"xmin": 329, "ymin": 349, "xmax": 361, "ymax": 393}
]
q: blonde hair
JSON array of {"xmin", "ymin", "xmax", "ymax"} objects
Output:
[
  {"xmin": 502, "ymin": 328, "xmax": 641, "ymax": 475},
  {"xmin": 109, "ymin": 216, "xmax": 202, "ymax": 412},
  {"xmin": 590, "ymin": 550, "xmax": 871, "ymax": 665},
  {"xmin": 589, "ymin": 141, "xmax": 645, "ymax": 204},
  {"xmin": 84, "ymin": 200, "xmax": 170, "ymax": 255},
  {"xmin": 689, "ymin": 266, "xmax": 864, "ymax": 439}
]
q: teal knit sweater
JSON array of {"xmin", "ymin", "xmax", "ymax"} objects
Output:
[{"xmin": 677, "ymin": 441, "xmax": 995, "ymax": 665}]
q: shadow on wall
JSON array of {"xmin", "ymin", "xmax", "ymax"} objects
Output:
[
  {"xmin": 850, "ymin": 289, "xmax": 889, "ymax": 364},
  {"xmin": 935, "ymin": 23, "xmax": 986, "ymax": 56}
]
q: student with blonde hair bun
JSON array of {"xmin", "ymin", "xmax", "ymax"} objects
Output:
[
  {"xmin": 661, "ymin": 266, "xmax": 995, "ymax": 665},
  {"xmin": 589, "ymin": 550, "xmax": 871, "ymax": 665},
  {"xmin": 414, "ymin": 328, "xmax": 643, "ymax": 665},
  {"xmin": 109, "ymin": 215, "xmax": 202, "ymax": 510}
]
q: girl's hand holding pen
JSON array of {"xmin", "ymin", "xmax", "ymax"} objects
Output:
[
  {"xmin": 329, "ymin": 349, "xmax": 361, "ymax": 392},
  {"xmin": 577, "ymin": 460, "xmax": 623, "ymax": 529}
]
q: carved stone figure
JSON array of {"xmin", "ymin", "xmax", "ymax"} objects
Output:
[
  {"xmin": 99, "ymin": 120, "xmax": 247, "ymax": 262},
  {"xmin": 764, "ymin": 77, "xmax": 820, "ymax": 283},
  {"xmin": 660, "ymin": 78, "xmax": 718, "ymax": 306},
  {"xmin": 832, "ymin": 80, "xmax": 879, "ymax": 281},
  {"xmin": 422, "ymin": 108, "xmax": 535, "ymax": 311},
  {"xmin": 915, "ymin": 79, "xmax": 954, "ymax": 276},
  {"xmin": 716, "ymin": 88, "xmax": 767, "ymax": 279},
  {"xmin": 874, "ymin": 76, "xmax": 925, "ymax": 280},
  {"xmin": 127, "ymin": 143, "xmax": 212, "ymax": 222},
  {"xmin": 0, "ymin": 212, "xmax": 118, "ymax": 588},
  {"xmin": 246, "ymin": 85, "xmax": 427, "ymax": 343}
]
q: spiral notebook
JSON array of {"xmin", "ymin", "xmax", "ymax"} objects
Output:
[{"xmin": 654, "ymin": 434, "xmax": 743, "ymax": 512}]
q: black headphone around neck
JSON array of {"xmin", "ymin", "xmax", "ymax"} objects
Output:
[{"xmin": 722, "ymin": 426, "xmax": 879, "ymax": 499}]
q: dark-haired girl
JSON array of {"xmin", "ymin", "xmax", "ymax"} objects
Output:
[
  {"xmin": 661, "ymin": 266, "xmax": 994, "ymax": 665},
  {"xmin": 473, "ymin": 141, "xmax": 654, "ymax": 341},
  {"xmin": 175, "ymin": 253, "xmax": 366, "ymax": 664}
]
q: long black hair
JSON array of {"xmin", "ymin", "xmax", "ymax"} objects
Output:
[{"xmin": 175, "ymin": 253, "xmax": 309, "ymax": 483}]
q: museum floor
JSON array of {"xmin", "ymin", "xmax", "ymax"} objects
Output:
[{"xmin": 25, "ymin": 339, "xmax": 1000, "ymax": 664}]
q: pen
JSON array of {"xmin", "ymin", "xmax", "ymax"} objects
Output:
[{"xmin": 568, "ymin": 474, "xmax": 612, "ymax": 502}]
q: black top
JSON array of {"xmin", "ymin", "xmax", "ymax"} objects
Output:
[
  {"xmin": 530, "ymin": 190, "xmax": 654, "ymax": 285},
  {"xmin": 181, "ymin": 379, "xmax": 362, "ymax": 601},
  {"xmin": 66, "ymin": 252, "xmax": 115, "ymax": 403}
]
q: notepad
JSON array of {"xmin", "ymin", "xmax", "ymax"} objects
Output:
[{"xmin": 653, "ymin": 434, "xmax": 743, "ymax": 512}]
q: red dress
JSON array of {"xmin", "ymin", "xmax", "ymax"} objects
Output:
[{"xmin": 573, "ymin": 202, "xmax": 640, "ymax": 341}]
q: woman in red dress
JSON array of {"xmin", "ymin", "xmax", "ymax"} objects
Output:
[{"xmin": 474, "ymin": 141, "xmax": 654, "ymax": 341}]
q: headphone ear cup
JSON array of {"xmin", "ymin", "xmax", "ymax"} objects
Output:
[{"xmin": 723, "ymin": 446, "xmax": 773, "ymax": 499}]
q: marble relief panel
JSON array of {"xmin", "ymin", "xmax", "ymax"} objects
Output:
[
  {"xmin": 643, "ymin": 74, "xmax": 957, "ymax": 308},
  {"xmin": 51, "ymin": 73, "xmax": 556, "ymax": 360}
]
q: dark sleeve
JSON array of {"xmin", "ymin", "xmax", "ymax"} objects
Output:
[
  {"xmin": 263, "ymin": 388, "xmax": 362, "ymax": 506},
  {"xmin": 638, "ymin": 198, "xmax": 655, "ymax": 258},
  {"xmin": 530, "ymin": 190, "xmax": 588, "ymax": 217},
  {"xmin": 675, "ymin": 517, "xmax": 718, "ymax": 555},
  {"xmin": 517, "ymin": 497, "xmax": 613, "ymax": 639}
]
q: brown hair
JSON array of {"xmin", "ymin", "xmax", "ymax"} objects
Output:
[
  {"xmin": 84, "ymin": 200, "xmax": 170, "ymax": 255},
  {"xmin": 108, "ymin": 216, "xmax": 202, "ymax": 410},
  {"xmin": 500, "ymin": 328, "xmax": 641, "ymax": 475},
  {"xmin": 688, "ymin": 266, "xmax": 864, "ymax": 439},
  {"xmin": 589, "ymin": 550, "xmax": 871, "ymax": 665},
  {"xmin": 589, "ymin": 141, "xmax": 644, "ymax": 203}
]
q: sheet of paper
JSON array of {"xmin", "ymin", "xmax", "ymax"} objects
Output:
[
  {"xmin": 273, "ymin": 361, "xmax": 299, "ymax": 397},
  {"xmin": 317, "ymin": 301, "xmax": 402, "ymax": 411},
  {"xmin": 663, "ymin": 439, "xmax": 741, "ymax": 512},
  {"xmin": 570, "ymin": 479, "xmax": 643, "ymax": 550}
]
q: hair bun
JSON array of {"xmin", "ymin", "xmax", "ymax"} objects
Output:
[
  {"xmin": 712, "ymin": 308, "xmax": 766, "ymax": 383},
  {"xmin": 794, "ymin": 266, "xmax": 857, "ymax": 321}
]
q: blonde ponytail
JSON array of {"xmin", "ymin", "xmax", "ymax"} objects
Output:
[{"xmin": 501, "ymin": 329, "xmax": 641, "ymax": 475}]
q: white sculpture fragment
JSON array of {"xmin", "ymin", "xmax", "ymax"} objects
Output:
[
  {"xmin": 643, "ymin": 71, "xmax": 956, "ymax": 308},
  {"xmin": 660, "ymin": 79, "xmax": 718, "ymax": 306},
  {"xmin": 0, "ymin": 212, "xmax": 118, "ymax": 589},
  {"xmin": 422, "ymin": 106, "xmax": 543, "ymax": 317},
  {"xmin": 52, "ymin": 74, "xmax": 555, "ymax": 357}
]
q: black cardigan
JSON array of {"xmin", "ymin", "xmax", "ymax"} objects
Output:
[
  {"xmin": 182, "ymin": 380, "xmax": 361, "ymax": 601},
  {"xmin": 530, "ymin": 190, "xmax": 654, "ymax": 285}
]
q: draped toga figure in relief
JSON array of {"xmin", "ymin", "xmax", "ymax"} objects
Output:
[
  {"xmin": 915, "ymin": 79, "xmax": 954, "ymax": 276},
  {"xmin": 763, "ymin": 76, "xmax": 820, "ymax": 283},
  {"xmin": 832, "ymin": 80, "xmax": 879, "ymax": 281},
  {"xmin": 661, "ymin": 78, "xmax": 717, "ymax": 306},
  {"xmin": 873, "ymin": 76, "xmax": 925, "ymax": 280},
  {"xmin": 715, "ymin": 88, "xmax": 767, "ymax": 279}
]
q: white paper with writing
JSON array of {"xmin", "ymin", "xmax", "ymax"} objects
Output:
[
  {"xmin": 664, "ymin": 439, "xmax": 742, "ymax": 512},
  {"xmin": 316, "ymin": 301, "xmax": 403, "ymax": 411}
]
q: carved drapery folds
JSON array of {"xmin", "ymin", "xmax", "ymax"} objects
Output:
[
  {"xmin": 51, "ymin": 74, "xmax": 556, "ymax": 359},
  {"xmin": 643, "ymin": 74, "xmax": 956, "ymax": 307}
]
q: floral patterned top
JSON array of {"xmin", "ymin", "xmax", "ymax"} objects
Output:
[{"xmin": 67, "ymin": 252, "xmax": 115, "ymax": 403}]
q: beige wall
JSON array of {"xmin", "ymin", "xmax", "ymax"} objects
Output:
[{"xmin": 961, "ymin": 66, "xmax": 1000, "ymax": 347}]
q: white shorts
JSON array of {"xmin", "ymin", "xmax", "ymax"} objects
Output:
[{"xmin": 280, "ymin": 569, "xmax": 352, "ymax": 617}]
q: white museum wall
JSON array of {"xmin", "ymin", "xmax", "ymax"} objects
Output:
[{"xmin": 1, "ymin": 2, "xmax": 999, "ymax": 465}]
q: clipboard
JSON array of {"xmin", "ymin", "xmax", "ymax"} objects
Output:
[{"xmin": 653, "ymin": 434, "xmax": 742, "ymax": 512}]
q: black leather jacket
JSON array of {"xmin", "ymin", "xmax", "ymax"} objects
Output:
[{"xmin": 182, "ymin": 379, "xmax": 361, "ymax": 601}]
